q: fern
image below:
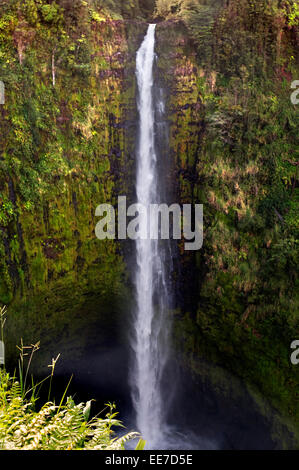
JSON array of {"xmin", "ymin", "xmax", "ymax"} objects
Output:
[{"xmin": 0, "ymin": 369, "xmax": 140, "ymax": 450}]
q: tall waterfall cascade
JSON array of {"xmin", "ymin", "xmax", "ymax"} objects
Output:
[{"xmin": 131, "ymin": 24, "xmax": 171, "ymax": 449}]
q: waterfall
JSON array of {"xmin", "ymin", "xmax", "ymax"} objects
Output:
[{"xmin": 131, "ymin": 24, "xmax": 171, "ymax": 449}]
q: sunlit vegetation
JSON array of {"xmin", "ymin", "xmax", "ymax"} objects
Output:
[
  {"xmin": 159, "ymin": 0, "xmax": 299, "ymax": 427},
  {"xmin": 0, "ymin": 0, "xmax": 298, "ymax": 445},
  {"xmin": 0, "ymin": 308, "xmax": 141, "ymax": 450}
]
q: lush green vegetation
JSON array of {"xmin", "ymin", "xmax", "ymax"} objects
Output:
[
  {"xmin": 155, "ymin": 0, "xmax": 299, "ymax": 429},
  {"xmin": 0, "ymin": 367, "xmax": 140, "ymax": 450},
  {"xmin": 0, "ymin": 0, "xmax": 141, "ymax": 363},
  {"xmin": 0, "ymin": 307, "xmax": 143, "ymax": 450},
  {"xmin": 0, "ymin": 0, "xmax": 298, "ymax": 446}
]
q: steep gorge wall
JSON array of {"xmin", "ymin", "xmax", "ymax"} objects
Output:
[
  {"xmin": 155, "ymin": 2, "xmax": 298, "ymax": 441},
  {"xmin": 0, "ymin": 0, "xmax": 298, "ymax": 443},
  {"xmin": 0, "ymin": 4, "xmax": 147, "ymax": 370}
]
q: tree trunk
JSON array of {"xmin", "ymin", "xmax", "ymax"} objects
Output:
[{"xmin": 52, "ymin": 50, "xmax": 56, "ymax": 87}]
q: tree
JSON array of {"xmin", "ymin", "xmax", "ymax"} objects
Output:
[{"xmin": 13, "ymin": 18, "xmax": 36, "ymax": 65}]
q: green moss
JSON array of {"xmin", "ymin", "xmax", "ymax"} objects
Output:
[
  {"xmin": 0, "ymin": 0, "xmax": 298, "ymax": 443},
  {"xmin": 156, "ymin": 4, "xmax": 298, "ymax": 436},
  {"xmin": 0, "ymin": 3, "xmax": 144, "ymax": 370}
]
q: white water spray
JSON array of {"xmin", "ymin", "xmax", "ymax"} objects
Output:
[{"xmin": 131, "ymin": 24, "xmax": 170, "ymax": 449}]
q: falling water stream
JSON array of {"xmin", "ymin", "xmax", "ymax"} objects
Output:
[{"xmin": 131, "ymin": 24, "xmax": 171, "ymax": 449}]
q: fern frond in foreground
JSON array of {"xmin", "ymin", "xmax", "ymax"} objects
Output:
[{"xmin": 0, "ymin": 369, "xmax": 140, "ymax": 450}]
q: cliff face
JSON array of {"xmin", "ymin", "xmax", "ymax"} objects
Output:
[
  {"xmin": 0, "ymin": 0, "xmax": 298, "ymax": 443},
  {"xmin": 154, "ymin": 3, "xmax": 298, "ymax": 438},
  {"xmin": 0, "ymin": 3, "xmax": 147, "ymax": 371}
]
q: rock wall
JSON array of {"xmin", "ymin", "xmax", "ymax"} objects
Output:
[
  {"xmin": 0, "ymin": 0, "xmax": 298, "ymax": 444},
  {"xmin": 0, "ymin": 8, "xmax": 145, "ymax": 371},
  {"xmin": 155, "ymin": 13, "xmax": 298, "ymax": 443}
]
